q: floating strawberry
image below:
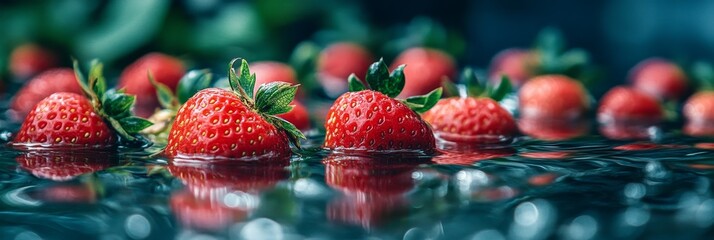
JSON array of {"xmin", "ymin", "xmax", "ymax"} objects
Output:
[
  {"xmin": 684, "ymin": 62, "xmax": 714, "ymax": 137},
  {"xmin": 519, "ymin": 75, "xmax": 589, "ymax": 120},
  {"xmin": 488, "ymin": 48, "xmax": 535, "ymax": 87},
  {"xmin": 423, "ymin": 69, "xmax": 516, "ymax": 144},
  {"xmin": 391, "ymin": 47, "xmax": 456, "ymax": 98},
  {"xmin": 12, "ymin": 60, "xmax": 153, "ymax": 148},
  {"xmin": 117, "ymin": 52, "xmax": 186, "ymax": 117},
  {"xmin": 630, "ymin": 58, "xmax": 688, "ymax": 100},
  {"xmin": 165, "ymin": 58, "xmax": 305, "ymax": 159},
  {"xmin": 597, "ymin": 86, "xmax": 663, "ymax": 124},
  {"xmin": 323, "ymin": 59, "xmax": 442, "ymax": 152},
  {"xmin": 9, "ymin": 43, "xmax": 57, "ymax": 79},
  {"xmin": 317, "ymin": 42, "xmax": 374, "ymax": 97},
  {"xmin": 10, "ymin": 68, "xmax": 83, "ymax": 121}
]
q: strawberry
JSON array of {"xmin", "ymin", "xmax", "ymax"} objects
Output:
[
  {"xmin": 519, "ymin": 75, "xmax": 589, "ymax": 120},
  {"xmin": 488, "ymin": 48, "xmax": 535, "ymax": 87},
  {"xmin": 423, "ymin": 68, "xmax": 516, "ymax": 144},
  {"xmin": 323, "ymin": 59, "xmax": 442, "ymax": 152},
  {"xmin": 276, "ymin": 100, "xmax": 311, "ymax": 131},
  {"xmin": 597, "ymin": 86, "xmax": 663, "ymax": 124},
  {"xmin": 518, "ymin": 117, "xmax": 591, "ymax": 141},
  {"xmin": 251, "ymin": 61, "xmax": 299, "ymax": 89},
  {"xmin": 165, "ymin": 58, "xmax": 305, "ymax": 159},
  {"xmin": 390, "ymin": 47, "xmax": 456, "ymax": 98},
  {"xmin": 9, "ymin": 43, "xmax": 57, "ymax": 78},
  {"xmin": 317, "ymin": 42, "xmax": 374, "ymax": 97},
  {"xmin": 117, "ymin": 52, "xmax": 186, "ymax": 117},
  {"xmin": 16, "ymin": 151, "xmax": 115, "ymax": 181},
  {"xmin": 630, "ymin": 58, "xmax": 688, "ymax": 100},
  {"xmin": 12, "ymin": 60, "xmax": 153, "ymax": 148},
  {"xmin": 683, "ymin": 62, "xmax": 714, "ymax": 137},
  {"xmin": 10, "ymin": 68, "xmax": 83, "ymax": 121}
]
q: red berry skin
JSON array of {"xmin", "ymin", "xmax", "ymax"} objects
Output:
[
  {"xmin": 13, "ymin": 93, "xmax": 116, "ymax": 148},
  {"xmin": 165, "ymin": 88, "xmax": 291, "ymax": 159},
  {"xmin": 317, "ymin": 42, "xmax": 374, "ymax": 96},
  {"xmin": 597, "ymin": 86, "xmax": 663, "ymax": 124},
  {"xmin": 488, "ymin": 48, "xmax": 535, "ymax": 87},
  {"xmin": 9, "ymin": 44, "xmax": 57, "ymax": 78},
  {"xmin": 117, "ymin": 53, "xmax": 186, "ymax": 117},
  {"xmin": 276, "ymin": 100, "xmax": 311, "ymax": 131},
  {"xmin": 630, "ymin": 58, "xmax": 688, "ymax": 100},
  {"xmin": 391, "ymin": 47, "xmax": 456, "ymax": 99},
  {"xmin": 422, "ymin": 97, "xmax": 517, "ymax": 144},
  {"xmin": 10, "ymin": 68, "xmax": 83, "ymax": 121},
  {"xmin": 683, "ymin": 92, "xmax": 714, "ymax": 137},
  {"xmin": 323, "ymin": 90, "xmax": 436, "ymax": 152},
  {"xmin": 251, "ymin": 61, "xmax": 299, "ymax": 87},
  {"xmin": 519, "ymin": 75, "xmax": 589, "ymax": 120}
]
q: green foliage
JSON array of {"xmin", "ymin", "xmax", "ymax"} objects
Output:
[{"xmin": 402, "ymin": 88, "xmax": 443, "ymax": 113}]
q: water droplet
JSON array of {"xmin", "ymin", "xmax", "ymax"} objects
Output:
[
  {"xmin": 239, "ymin": 218, "xmax": 283, "ymax": 240},
  {"xmin": 644, "ymin": 161, "xmax": 670, "ymax": 182},
  {"xmin": 509, "ymin": 199, "xmax": 556, "ymax": 240},
  {"xmin": 623, "ymin": 183, "xmax": 646, "ymax": 201},
  {"xmin": 562, "ymin": 215, "xmax": 598, "ymax": 240},
  {"xmin": 125, "ymin": 214, "xmax": 151, "ymax": 239}
]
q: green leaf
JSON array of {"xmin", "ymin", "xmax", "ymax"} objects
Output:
[
  {"xmin": 692, "ymin": 61, "xmax": 714, "ymax": 91},
  {"xmin": 402, "ymin": 88, "xmax": 443, "ymax": 113},
  {"xmin": 177, "ymin": 69, "xmax": 212, "ymax": 104},
  {"xmin": 87, "ymin": 60, "xmax": 105, "ymax": 100},
  {"xmin": 365, "ymin": 59, "xmax": 390, "ymax": 91},
  {"xmin": 238, "ymin": 59, "xmax": 256, "ymax": 99},
  {"xmin": 348, "ymin": 74, "xmax": 366, "ymax": 92},
  {"xmin": 255, "ymin": 82, "xmax": 298, "ymax": 115},
  {"xmin": 441, "ymin": 78, "xmax": 460, "ymax": 98},
  {"xmin": 461, "ymin": 67, "xmax": 484, "ymax": 96},
  {"xmin": 266, "ymin": 115, "xmax": 305, "ymax": 149},
  {"xmin": 102, "ymin": 90, "xmax": 135, "ymax": 116},
  {"xmin": 535, "ymin": 27, "xmax": 565, "ymax": 54},
  {"xmin": 107, "ymin": 117, "xmax": 134, "ymax": 141},
  {"xmin": 289, "ymin": 41, "xmax": 319, "ymax": 78},
  {"xmin": 487, "ymin": 75, "xmax": 512, "ymax": 101},
  {"xmin": 387, "ymin": 64, "xmax": 406, "ymax": 97},
  {"xmin": 117, "ymin": 117, "xmax": 153, "ymax": 134},
  {"xmin": 228, "ymin": 58, "xmax": 242, "ymax": 94},
  {"xmin": 228, "ymin": 58, "xmax": 256, "ymax": 106},
  {"xmin": 72, "ymin": 59, "xmax": 92, "ymax": 97},
  {"xmin": 149, "ymin": 72, "xmax": 177, "ymax": 109}
]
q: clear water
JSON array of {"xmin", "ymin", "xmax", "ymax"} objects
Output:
[{"xmin": 1, "ymin": 112, "xmax": 714, "ymax": 240}]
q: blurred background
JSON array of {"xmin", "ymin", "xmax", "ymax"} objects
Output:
[{"xmin": 1, "ymin": 0, "xmax": 713, "ymax": 96}]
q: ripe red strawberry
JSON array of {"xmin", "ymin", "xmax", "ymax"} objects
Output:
[
  {"xmin": 519, "ymin": 75, "xmax": 589, "ymax": 120},
  {"xmin": 117, "ymin": 52, "xmax": 186, "ymax": 117},
  {"xmin": 488, "ymin": 48, "xmax": 535, "ymax": 87},
  {"xmin": 276, "ymin": 100, "xmax": 311, "ymax": 131},
  {"xmin": 10, "ymin": 68, "xmax": 83, "ymax": 121},
  {"xmin": 251, "ymin": 61, "xmax": 299, "ymax": 88},
  {"xmin": 12, "ymin": 60, "xmax": 153, "ymax": 148},
  {"xmin": 323, "ymin": 59, "xmax": 441, "ymax": 152},
  {"xmin": 165, "ymin": 58, "xmax": 305, "ymax": 159},
  {"xmin": 424, "ymin": 97, "xmax": 516, "ymax": 143},
  {"xmin": 630, "ymin": 58, "xmax": 688, "ymax": 100},
  {"xmin": 317, "ymin": 42, "xmax": 374, "ymax": 97},
  {"xmin": 597, "ymin": 86, "xmax": 663, "ymax": 124},
  {"xmin": 391, "ymin": 47, "xmax": 456, "ymax": 99},
  {"xmin": 17, "ymin": 151, "xmax": 115, "ymax": 181},
  {"xmin": 9, "ymin": 43, "xmax": 57, "ymax": 78},
  {"xmin": 683, "ymin": 92, "xmax": 714, "ymax": 137}
]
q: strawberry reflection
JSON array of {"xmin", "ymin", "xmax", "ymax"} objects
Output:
[
  {"xmin": 433, "ymin": 142, "xmax": 515, "ymax": 165},
  {"xmin": 684, "ymin": 122, "xmax": 714, "ymax": 137},
  {"xmin": 518, "ymin": 117, "xmax": 590, "ymax": 141},
  {"xmin": 168, "ymin": 157, "xmax": 289, "ymax": 231},
  {"xmin": 324, "ymin": 154, "xmax": 425, "ymax": 230},
  {"xmin": 599, "ymin": 121, "xmax": 657, "ymax": 140}
]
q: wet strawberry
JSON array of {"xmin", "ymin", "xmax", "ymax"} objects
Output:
[
  {"xmin": 488, "ymin": 48, "xmax": 535, "ymax": 87},
  {"xmin": 323, "ymin": 59, "xmax": 441, "ymax": 152},
  {"xmin": 12, "ymin": 60, "xmax": 153, "ymax": 148},
  {"xmin": 519, "ymin": 75, "xmax": 589, "ymax": 120},
  {"xmin": 276, "ymin": 100, "xmax": 311, "ymax": 131},
  {"xmin": 9, "ymin": 43, "xmax": 57, "ymax": 78},
  {"xmin": 424, "ymin": 97, "xmax": 516, "ymax": 143},
  {"xmin": 165, "ymin": 59, "xmax": 304, "ymax": 159},
  {"xmin": 597, "ymin": 86, "xmax": 663, "ymax": 124},
  {"xmin": 117, "ymin": 53, "xmax": 186, "ymax": 117},
  {"xmin": 630, "ymin": 58, "xmax": 688, "ymax": 100},
  {"xmin": 684, "ymin": 92, "xmax": 714, "ymax": 137},
  {"xmin": 391, "ymin": 47, "xmax": 456, "ymax": 98},
  {"xmin": 10, "ymin": 68, "xmax": 83, "ymax": 121},
  {"xmin": 317, "ymin": 42, "xmax": 374, "ymax": 97}
]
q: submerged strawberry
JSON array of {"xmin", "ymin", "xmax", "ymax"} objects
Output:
[
  {"xmin": 423, "ymin": 69, "xmax": 516, "ymax": 144},
  {"xmin": 391, "ymin": 47, "xmax": 456, "ymax": 98},
  {"xmin": 12, "ymin": 60, "xmax": 153, "ymax": 148},
  {"xmin": 519, "ymin": 75, "xmax": 589, "ymax": 120},
  {"xmin": 165, "ymin": 58, "xmax": 305, "ymax": 159},
  {"xmin": 597, "ymin": 86, "xmax": 663, "ymax": 124},
  {"xmin": 10, "ymin": 68, "xmax": 83, "ymax": 121},
  {"xmin": 117, "ymin": 53, "xmax": 186, "ymax": 117},
  {"xmin": 9, "ymin": 43, "xmax": 57, "ymax": 78},
  {"xmin": 317, "ymin": 42, "xmax": 374, "ymax": 97},
  {"xmin": 630, "ymin": 58, "xmax": 688, "ymax": 100},
  {"xmin": 323, "ymin": 59, "xmax": 442, "ymax": 152},
  {"xmin": 488, "ymin": 48, "xmax": 535, "ymax": 87}
]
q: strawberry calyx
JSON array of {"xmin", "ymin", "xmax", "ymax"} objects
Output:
[
  {"xmin": 530, "ymin": 27, "xmax": 599, "ymax": 86},
  {"xmin": 691, "ymin": 61, "xmax": 714, "ymax": 92},
  {"xmin": 443, "ymin": 67, "xmax": 513, "ymax": 101},
  {"xmin": 347, "ymin": 58, "xmax": 442, "ymax": 113},
  {"xmin": 227, "ymin": 58, "xmax": 306, "ymax": 149},
  {"xmin": 72, "ymin": 59, "xmax": 153, "ymax": 145}
]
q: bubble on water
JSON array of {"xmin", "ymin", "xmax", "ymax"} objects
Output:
[
  {"xmin": 644, "ymin": 161, "xmax": 670, "ymax": 182},
  {"xmin": 561, "ymin": 215, "xmax": 598, "ymax": 240},
  {"xmin": 676, "ymin": 193, "xmax": 714, "ymax": 228},
  {"xmin": 14, "ymin": 231, "xmax": 41, "ymax": 240},
  {"xmin": 470, "ymin": 229, "xmax": 505, "ymax": 240},
  {"xmin": 455, "ymin": 169, "xmax": 492, "ymax": 194},
  {"xmin": 293, "ymin": 178, "xmax": 330, "ymax": 199},
  {"xmin": 694, "ymin": 199, "xmax": 714, "ymax": 228},
  {"xmin": 0, "ymin": 131, "xmax": 13, "ymax": 142},
  {"xmin": 623, "ymin": 183, "xmax": 646, "ymax": 201},
  {"xmin": 403, "ymin": 227, "xmax": 428, "ymax": 240},
  {"xmin": 125, "ymin": 214, "xmax": 151, "ymax": 239},
  {"xmin": 223, "ymin": 191, "xmax": 258, "ymax": 209},
  {"xmin": 509, "ymin": 199, "xmax": 556, "ymax": 240},
  {"xmin": 239, "ymin": 218, "xmax": 283, "ymax": 240},
  {"xmin": 622, "ymin": 207, "xmax": 649, "ymax": 227},
  {"xmin": 647, "ymin": 126, "xmax": 662, "ymax": 142},
  {"xmin": 694, "ymin": 177, "xmax": 710, "ymax": 195}
]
